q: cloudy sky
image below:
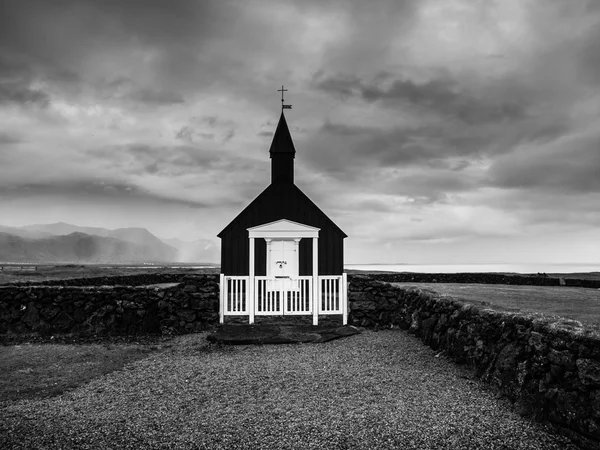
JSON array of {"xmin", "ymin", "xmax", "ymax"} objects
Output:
[{"xmin": 1, "ymin": 0, "xmax": 599, "ymax": 265}]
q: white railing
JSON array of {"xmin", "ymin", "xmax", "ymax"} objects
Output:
[
  {"xmin": 219, "ymin": 273, "xmax": 347, "ymax": 325},
  {"xmin": 319, "ymin": 275, "xmax": 347, "ymax": 314},
  {"xmin": 284, "ymin": 276, "xmax": 312, "ymax": 315},
  {"xmin": 220, "ymin": 275, "xmax": 249, "ymax": 318},
  {"xmin": 254, "ymin": 276, "xmax": 312, "ymax": 315},
  {"xmin": 254, "ymin": 276, "xmax": 282, "ymax": 315}
]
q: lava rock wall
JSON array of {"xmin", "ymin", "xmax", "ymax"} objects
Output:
[
  {"xmin": 363, "ymin": 272, "xmax": 600, "ymax": 289},
  {"xmin": 0, "ymin": 275, "xmax": 219, "ymax": 337}
]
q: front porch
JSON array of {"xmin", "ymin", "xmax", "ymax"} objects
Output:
[{"xmin": 219, "ymin": 274, "xmax": 348, "ymax": 325}]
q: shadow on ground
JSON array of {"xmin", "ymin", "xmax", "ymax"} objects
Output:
[{"xmin": 206, "ymin": 324, "xmax": 361, "ymax": 345}]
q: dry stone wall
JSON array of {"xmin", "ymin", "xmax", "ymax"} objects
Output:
[
  {"xmin": 4, "ymin": 273, "xmax": 192, "ymax": 287},
  {"xmin": 362, "ymin": 272, "xmax": 600, "ymax": 289},
  {"xmin": 348, "ymin": 275, "xmax": 600, "ymax": 449},
  {"xmin": 0, "ymin": 275, "xmax": 219, "ymax": 338}
]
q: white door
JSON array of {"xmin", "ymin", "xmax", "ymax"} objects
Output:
[
  {"xmin": 266, "ymin": 239, "xmax": 303, "ymax": 315},
  {"xmin": 269, "ymin": 240, "xmax": 298, "ymax": 278}
]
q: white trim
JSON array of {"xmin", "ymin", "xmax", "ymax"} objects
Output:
[
  {"xmin": 265, "ymin": 238, "xmax": 272, "ymax": 277},
  {"xmin": 312, "ymin": 237, "xmax": 318, "ymax": 326},
  {"xmin": 248, "ymin": 219, "xmax": 319, "ymax": 239},
  {"xmin": 219, "ymin": 273, "xmax": 224, "ymax": 324},
  {"xmin": 248, "ymin": 237, "xmax": 255, "ymax": 325},
  {"xmin": 342, "ymin": 272, "xmax": 348, "ymax": 325}
]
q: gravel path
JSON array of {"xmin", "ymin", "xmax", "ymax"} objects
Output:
[{"xmin": 0, "ymin": 330, "xmax": 578, "ymax": 450}]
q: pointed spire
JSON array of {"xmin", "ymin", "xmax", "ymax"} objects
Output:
[
  {"xmin": 269, "ymin": 112, "xmax": 295, "ymax": 184},
  {"xmin": 269, "ymin": 112, "xmax": 296, "ymax": 155}
]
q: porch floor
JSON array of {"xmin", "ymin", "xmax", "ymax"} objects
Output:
[{"xmin": 206, "ymin": 322, "xmax": 361, "ymax": 345}]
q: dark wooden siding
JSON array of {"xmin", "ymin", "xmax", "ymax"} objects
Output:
[{"xmin": 219, "ymin": 182, "xmax": 345, "ymax": 276}]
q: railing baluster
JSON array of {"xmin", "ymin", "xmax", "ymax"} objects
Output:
[
  {"xmin": 233, "ymin": 279, "xmax": 236, "ymax": 312},
  {"xmin": 334, "ymin": 279, "xmax": 337, "ymax": 311},
  {"xmin": 268, "ymin": 290, "xmax": 272, "ymax": 312},
  {"xmin": 233, "ymin": 279, "xmax": 237, "ymax": 312},
  {"xmin": 235, "ymin": 279, "xmax": 239, "ymax": 312},
  {"xmin": 242, "ymin": 279, "xmax": 246, "ymax": 312},
  {"xmin": 228, "ymin": 279, "xmax": 232, "ymax": 312}
]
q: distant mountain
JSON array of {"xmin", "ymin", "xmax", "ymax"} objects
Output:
[
  {"xmin": 0, "ymin": 222, "xmax": 220, "ymax": 263},
  {"xmin": 0, "ymin": 225, "xmax": 53, "ymax": 240},
  {"xmin": 23, "ymin": 222, "xmax": 112, "ymax": 237},
  {"xmin": 161, "ymin": 237, "xmax": 218, "ymax": 263},
  {"xmin": 0, "ymin": 231, "xmax": 178, "ymax": 263},
  {"xmin": 21, "ymin": 223, "xmax": 177, "ymax": 257}
]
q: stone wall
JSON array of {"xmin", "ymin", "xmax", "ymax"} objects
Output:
[
  {"xmin": 4, "ymin": 273, "xmax": 192, "ymax": 287},
  {"xmin": 348, "ymin": 275, "xmax": 600, "ymax": 449},
  {"xmin": 0, "ymin": 275, "xmax": 219, "ymax": 338},
  {"xmin": 360, "ymin": 272, "xmax": 600, "ymax": 289}
]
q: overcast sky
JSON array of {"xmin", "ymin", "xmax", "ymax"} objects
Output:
[{"xmin": 1, "ymin": 0, "xmax": 599, "ymax": 265}]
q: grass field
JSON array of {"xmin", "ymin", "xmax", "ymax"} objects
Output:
[
  {"xmin": 393, "ymin": 282, "xmax": 600, "ymax": 330},
  {"xmin": 0, "ymin": 264, "xmax": 219, "ymax": 284},
  {"xmin": 0, "ymin": 340, "xmax": 170, "ymax": 401}
]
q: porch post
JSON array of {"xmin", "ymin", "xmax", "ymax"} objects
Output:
[
  {"xmin": 219, "ymin": 273, "xmax": 225, "ymax": 324},
  {"xmin": 248, "ymin": 237, "xmax": 255, "ymax": 325},
  {"xmin": 312, "ymin": 236, "xmax": 319, "ymax": 325},
  {"xmin": 265, "ymin": 239, "xmax": 272, "ymax": 278},
  {"xmin": 342, "ymin": 272, "xmax": 348, "ymax": 325}
]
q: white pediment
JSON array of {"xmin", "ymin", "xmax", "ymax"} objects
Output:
[{"xmin": 248, "ymin": 219, "xmax": 320, "ymax": 239}]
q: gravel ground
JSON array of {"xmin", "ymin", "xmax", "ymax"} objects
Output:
[{"xmin": 0, "ymin": 330, "xmax": 578, "ymax": 450}]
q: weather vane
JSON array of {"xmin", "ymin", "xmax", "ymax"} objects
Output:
[{"xmin": 278, "ymin": 85, "xmax": 292, "ymax": 111}]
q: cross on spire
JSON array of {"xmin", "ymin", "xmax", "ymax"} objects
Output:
[{"xmin": 278, "ymin": 85, "xmax": 292, "ymax": 111}]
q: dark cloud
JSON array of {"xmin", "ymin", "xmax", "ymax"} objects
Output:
[
  {"xmin": 0, "ymin": 132, "xmax": 21, "ymax": 145},
  {"xmin": 0, "ymin": 0, "xmax": 228, "ymax": 60},
  {"xmin": 301, "ymin": 120, "xmax": 495, "ymax": 178},
  {"xmin": 575, "ymin": 22, "xmax": 600, "ymax": 85},
  {"xmin": 87, "ymin": 143, "xmax": 266, "ymax": 184},
  {"xmin": 0, "ymin": 178, "xmax": 234, "ymax": 209},
  {"xmin": 313, "ymin": 71, "xmax": 527, "ymax": 125},
  {"xmin": 175, "ymin": 116, "xmax": 236, "ymax": 144},
  {"xmin": 0, "ymin": 82, "xmax": 49, "ymax": 107},
  {"xmin": 488, "ymin": 129, "xmax": 600, "ymax": 193},
  {"xmin": 0, "ymin": 0, "xmax": 241, "ymax": 107},
  {"xmin": 0, "ymin": 55, "xmax": 50, "ymax": 107},
  {"xmin": 97, "ymin": 77, "xmax": 184, "ymax": 106}
]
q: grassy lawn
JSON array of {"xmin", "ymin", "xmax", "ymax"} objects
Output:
[
  {"xmin": 0, "ymin": 341, "xmax": 170, "ymax": 402},
  {"xmin": 393, "ymin": 282, "xmax": 600, "ymax": 329},
  {"xmin": 0, "ymin": 265, "xmax": 219, "ymax": 284}
]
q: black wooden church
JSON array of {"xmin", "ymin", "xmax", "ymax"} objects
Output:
[{"xmin": 218, "ymin": 92, "xmax": 348, "ymax": 325}]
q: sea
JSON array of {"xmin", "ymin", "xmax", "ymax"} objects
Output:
[{"xmin": 344, "ymin": 263, "xmax": 600, "ymax": 274}]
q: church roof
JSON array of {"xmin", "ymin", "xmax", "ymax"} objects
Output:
[
  {"xmin": 217, "ymin": 181, "xmax": 347, "ymax": 238},
  {"xmin": 269, "ymin": 112, "xmax": 296, "ymax": 155}
]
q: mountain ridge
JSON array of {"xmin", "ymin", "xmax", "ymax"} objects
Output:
[{"xmin": 0, "ymin": 223, "xmax": 218, "ymax": 263}]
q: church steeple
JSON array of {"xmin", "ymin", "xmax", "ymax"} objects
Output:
[{"xmin": 269, "ymin": 112, "xmax": 295, "ymax": 184}]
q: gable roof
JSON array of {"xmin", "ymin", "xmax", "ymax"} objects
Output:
[
  {"xmin": 269, "ymin": 112, "xmax": 295, "ymax": 155},
  {"xmin": 218, "ymin": 181, "xmax": 347, "ymax": 238},
  {"xmin": 247, "ymin": 219, "xmax": 320, "ymax": 233},
  {"xmin": 247, "ymin": 219, "xmax": 320, "ymax": 239}
]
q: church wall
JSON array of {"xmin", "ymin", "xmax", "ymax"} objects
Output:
[{"xmin": 220, "ymin": 185, "xmax": 345, "ymax": 276}]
